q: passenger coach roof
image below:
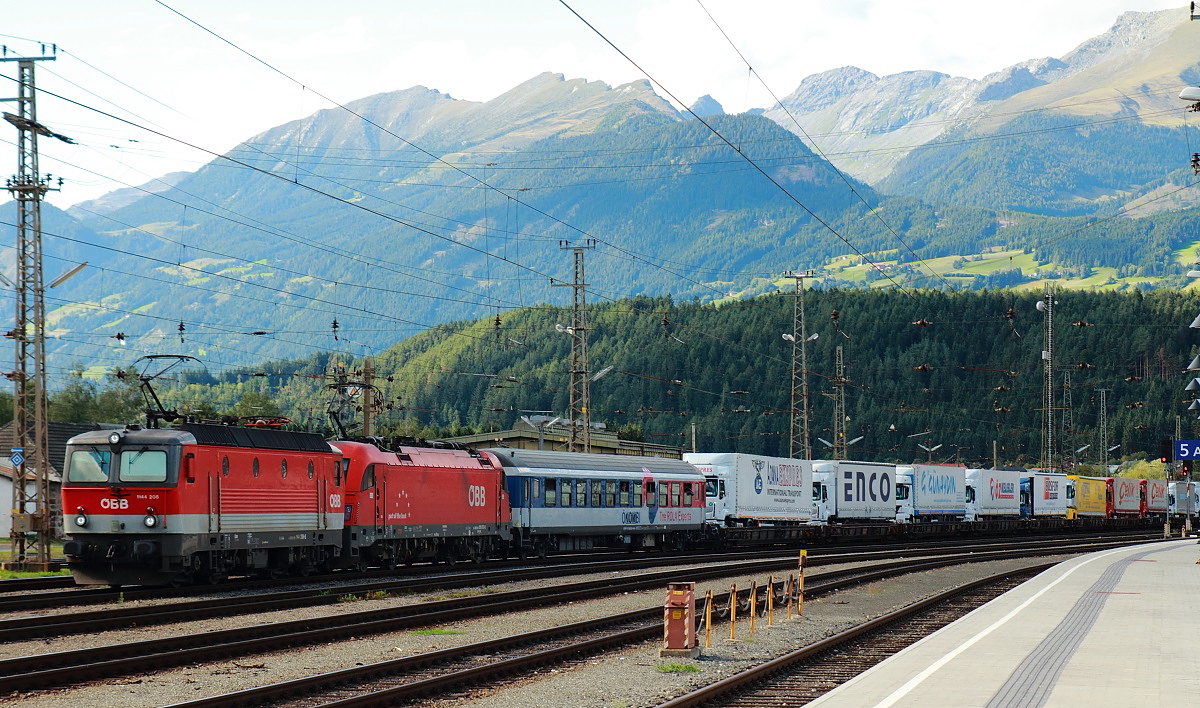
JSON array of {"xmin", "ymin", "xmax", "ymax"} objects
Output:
[{"xmin": 482, "ymin": 448, "xmax": 701, "ymax": 476}]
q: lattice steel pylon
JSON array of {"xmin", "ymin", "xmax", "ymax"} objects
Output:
[
  {"xmin": 3, "ymin": 52, "xmax": 59, "ymax": 571},
  {"xmin": 832, "ymin": 345, "xmax": 847, "ymax": 460},
  {"xmin": 552, "ymin": 239, "xmax": 594, "ymax": 452},
  {"xmin": 783, "ymin": 269, "xmax": 815, "ymax": 459}
]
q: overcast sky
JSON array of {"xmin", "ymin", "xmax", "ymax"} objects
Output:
[{"xmin": 0, "ymin": 1, "xmax": 1189, "ymax": 206}]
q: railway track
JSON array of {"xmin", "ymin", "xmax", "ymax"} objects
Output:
[
  {"xmin": 0, "ymin": 533, "xmax": 1154, "ymax": 638},
  {"xmin": 0, "ymin": 530, "xmax": 1157, "ymax": 617},
  {"xmin": 163, "ymin": 553, "xmax": 1038, "ymax": 708},
  {"xmin": 654, "ymin": 564, "xmax": 1052, "ymax": 707},
  {"xmin": 0, "ymin": 535, "xmax": 1161, "ymax": 698}
]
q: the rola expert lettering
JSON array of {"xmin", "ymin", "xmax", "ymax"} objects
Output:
[{"xmin": 842, "ymin": 469, "xmax": 892, "ymax": 502}]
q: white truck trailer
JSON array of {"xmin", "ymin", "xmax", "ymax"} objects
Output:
[
  {"xmin": 813, "ymin": 460, "xmax": 897, "ymax": 522},
  {"xmin": 965, "ymin": 468, "xmax": 1022, "ymax": 520},
  {"xmin": 685, "ymin": 453, "xmax": 814, "ymax": 526},
  {"xmin": 1168, "ymin": 481, "xmax": 1198, "ymax": 521},
  {"xmin": 1022, "ymin": 472, "xmax": 1068, "ymax": 517},
  {"xmin": 894, "ymin": 465, "xmax": 967, "ymax": 523}
]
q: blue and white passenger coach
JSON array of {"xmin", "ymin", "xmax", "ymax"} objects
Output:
[{"xmin": 483, "ymin": 449, "xmax": 706, "ymax": 555}]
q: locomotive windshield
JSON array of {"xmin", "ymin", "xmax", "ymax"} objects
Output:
[
  {"xmin": 66, "ymin": 449, "xmax": 111, "ymax": 483},
  {"xmin": 120, "ymin": 449, "xmax": 168, "ymax": 483},
  {"xmin": 64, "ymin": 445, "xmax": 172, "ymax": 485}
]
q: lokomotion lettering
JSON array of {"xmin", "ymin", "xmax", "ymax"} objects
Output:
[{"xmin": 842, "ymin": 469, "xmax": 892, "ymax": 502}]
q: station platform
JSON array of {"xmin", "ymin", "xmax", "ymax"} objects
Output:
[{"xmin": 808, "ymin": 538, "xmax": 1200, "ymax": 707}]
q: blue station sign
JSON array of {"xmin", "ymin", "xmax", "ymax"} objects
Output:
[{"xmin": 1174, "ymin": 440, "xmax": 1200, "ymax": 460}]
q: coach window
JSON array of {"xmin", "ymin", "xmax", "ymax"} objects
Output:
[
  {"xmin": 683, "ymin": 483, "xmax": 694, "ymax": 506},
  {"xmin": 619, "ymin": 480, "xmax": 630, "ymax": 506},
  {"xmin": 633, "ymin": 481, "xmax": 643, "ymax": 506},
  {"xmin": 658, "ymin": 481, "xmax": 669, "ymax": 507},
  {"xmin": 252, "ymin": 458, "xmax": 260, "ymax": 478},
  {"xmin": 670, "ymin": 482, "xmax": 681, "ymax": 507},
  {"xmin": 646, "ymin": 480, "xmax": 657, "ymax": 506},
  {"xmin": 307, "ymin": 460, "xmax": 314, "ymax": 479},
  {"xmin": 605, "ymin": 480, "xmax": 617, "ymax": 507},
  {"xmin": 591, "ymin": 480, "xmax": 602, "ymax": 507},
  {"xmin": 576, "ymin": 480, "xmax": 587, "ymax": 507},
  {"xmin": 562, "ymin": 479, "xmax": 573, "ymax": 507},
  {"xmin": 361, "ymin": 464, "xmax": 376, "ymax": 490},
  {"xmin": 544, "ymin": 478, "xmax": 557, "ymax": 506},
  {"xmin": 221, "ymin": 456, "xmax": 229, "ymax": 477},
  {"xmin": 280, "ymin": 459, "xmax": 288, "ymax": 478}
]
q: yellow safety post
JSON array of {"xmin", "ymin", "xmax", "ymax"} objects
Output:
[
  {"xmin": 766, "ymin": 575, "xmax": 775, "ymax": 626},
  {"xmin": 704, "ymin": 589, "xmax": 713, "ymax": 648},
  {"xmin": 728, "ymin": 583, "xmax": 737, "ymax": 641},
  {"xmin": 749, "ymin": 580, "xmax": 757, "ymax": 634},
  {"xmin": 798, "ymin": 549, "xmax": 807, "ymax": 617},
  {"xmin": 785, "ymin": 574, "xmax": 794, "ymax": 620}
]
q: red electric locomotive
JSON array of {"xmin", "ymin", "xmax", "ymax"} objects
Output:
[
  {"xmin": 337, "ymin": 439, "xmax": 511, "ymax": 566},
  {"xmin": 62, "ymin": 423, "xmax": 344, "ymax": 585}
]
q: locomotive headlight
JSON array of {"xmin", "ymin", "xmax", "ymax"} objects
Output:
[
  {"xmin": 143, "ymin": 507, "xmax": 157, "ymax": 528},
  {"xmin": 74, "ymin": 506, "xmax": 88, "ymax": 527}
]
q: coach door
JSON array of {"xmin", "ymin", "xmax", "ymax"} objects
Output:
[{"xmin": 512, "ymin": 476, "xmax": 534, "ymax": 529}]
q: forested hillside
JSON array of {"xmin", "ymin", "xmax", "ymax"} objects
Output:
[{"xmin": 128, "ymin": 288, "xmax": 1200, "ymax": 468}]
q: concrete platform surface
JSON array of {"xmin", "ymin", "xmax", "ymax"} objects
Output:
[{"xmin": 808, "ymin": 539, "xmax": 1200, "ymax": 708}]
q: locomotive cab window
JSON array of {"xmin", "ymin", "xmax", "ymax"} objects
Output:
[
  {"xmin": 66, "ymin": 449, "xmax": 110, "ymax": 483},
  {"xmin": 361, "ymin": 464, "xmax": 376, "ymax": 490},
  {"xmin": 544, "ymin": 478, "xmax": 557, "ymax": 507},
  {"xmin": 119, "ymin": 449, "xmax": 167, "ymax": 483}
]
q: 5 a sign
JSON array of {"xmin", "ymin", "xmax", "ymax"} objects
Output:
[{"xmin": 1174, "ymin": 441, "xmax": 1200, "ymax": 460}]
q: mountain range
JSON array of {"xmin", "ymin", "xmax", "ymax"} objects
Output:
[{"xmin": 21, "ymin": 6, "xmax": 1200, "ymax": 369}]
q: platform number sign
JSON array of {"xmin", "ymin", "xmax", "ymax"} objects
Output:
[{"xmin": 1174, "ymin": 441, "xmax": 1200, "ymax": 460}]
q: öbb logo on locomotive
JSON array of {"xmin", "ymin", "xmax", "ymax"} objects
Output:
[
  {"xmin": 99, "ymin": 498, "xmax": 129, "ymax": 510},
  {"xmin": 467, "ymin": 485, "xmax": 487, "ymax": 506}
]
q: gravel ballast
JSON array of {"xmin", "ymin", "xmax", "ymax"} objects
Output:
[{"xmin": 2, "ymin": 555, "xmax": 1067, "ymax": 708}]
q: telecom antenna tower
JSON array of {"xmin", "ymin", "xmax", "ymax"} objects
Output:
[
  {"xmin": 3, "ymin": 48, "xmax": 65, "ymax": 571},
  {"xmin": 1038, "ymin": 286, "xmax": 1056, "ymax": 471},
  {"xmin": 552, "ymin": 239, "xmax": 594, "ymax": 452}
]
